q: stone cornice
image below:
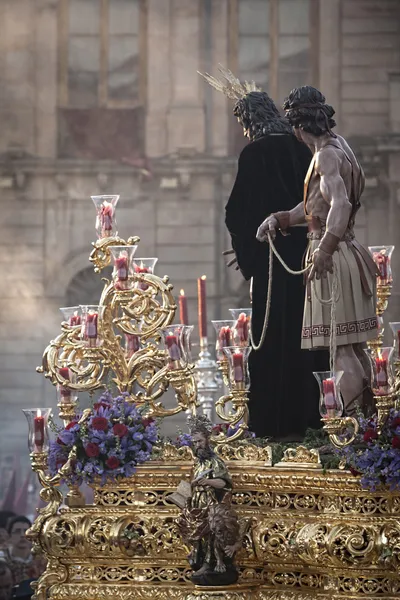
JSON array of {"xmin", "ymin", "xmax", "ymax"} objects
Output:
[{"xmin": 0, "ymin": 155, "xmax": 238, "ymax": 177}]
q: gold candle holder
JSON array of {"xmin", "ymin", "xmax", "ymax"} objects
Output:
[
  {"xmin": 321, "ymin": 416, "xmax": 359, "ymax": 448},
  {"xmin": 375, "ymin": 393, "xmax": 397, "ymax": 434}
]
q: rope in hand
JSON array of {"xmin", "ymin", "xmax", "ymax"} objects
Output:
[{"xmin": 249, "ymin": 231, "xmax": 340, "ymax": 373}]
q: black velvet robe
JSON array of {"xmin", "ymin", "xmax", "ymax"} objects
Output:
[{"xmin": 225, "ymin": 134, "xmax": 329, "ymax": 440}]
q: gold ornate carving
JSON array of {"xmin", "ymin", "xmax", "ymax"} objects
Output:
[{"xmin": 274, "ymin": 446, "xmax": 321, "ymax": 469}]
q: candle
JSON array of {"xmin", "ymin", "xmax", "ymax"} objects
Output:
[
  {"xmin": 375, "ymin": 357, "xmax": 389, "ymax": 393},
  {"xmin": 373, "ymin": 251, "xmax": 389, "ymax": 285},
  {"xmin": 236, "ymin": 313, "xmax": 249, "ymax": 344},
  {"xmin": 70, "ymin": 312, "xmax": 81, "ymax": 327},
  {"xmin": 165, "ymin": 334, "xmax": 181, "ymax": 362},
  {"xmin": 218, "ymin": 326, "xmax": 232, "ymax": 350},
  {"xmin": 85, "ymin": 312, "xmax": 98, "ymax": 347},
  {"xmin": 198, "ymin": 275, "xmax": 207, "ymax": 340},
  {"xmin": 100, "ymin": 201, "xmax": 113, "ymax": 236},
  {"xmin": 125, "ymin": 333, "xmax": 140, "ymax": 358},
  {"xmin": 34, "ymin": 410, "xmax": 45, "ymax": 452},
  {"xmin": 58, "ymin": 367, "xmax": 71, "ymax": 400},
  {"xmin": 135, "ymin": 265, "xmax": 150, "ymax": 291},
  {"xmin": 179, "ymin": 290, "xmax": 189, "ymax": 325},
  {"xmin": 232, "ymin": 352, "xmax": 244, "ymax": 383},
  {"xmin": 323, "ymin": 378, "xmax": 336, "ymax": 416},
  {"xmin": 115, "ymin": 254, "xmax": 129, "ymax": 281}
]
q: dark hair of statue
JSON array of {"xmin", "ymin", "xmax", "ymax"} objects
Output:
[
  {"xmin": 283, "ymin": 86, "xmax": 336, "ymax": 137},
  {"xmin": 234, "ymin": 91, "xmax": 292, "ymax": 141}
]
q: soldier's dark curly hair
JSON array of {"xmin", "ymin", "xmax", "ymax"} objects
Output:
[
  {"xmin": 234, "ymin": 91, "xmax": 292, "ymax": 141},
  {"xmin": 283, "ymin": 86, "xmax": 336, "ymax": 137}
]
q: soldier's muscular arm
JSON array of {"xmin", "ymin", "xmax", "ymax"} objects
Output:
[
  {"xmin": 308, "ymin": 149, "xmax": 352, "ymax": 281},
  {"xmin": 318, "ymin": 148, "xmax": 352, "ymax": 240}
]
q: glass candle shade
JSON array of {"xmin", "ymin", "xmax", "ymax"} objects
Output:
[
  {"xmin": 80, "ymin": 305, "xmax": 105, "ymax": 348},
  {"xmin": 222, "ymin": 346, "xmax": 251, "ymax": 391},
  {"xmin": 369, "ymin": 347, "xmax": 395, "ymax": 396},
  {"xmin": 229, "ymin": 308, "xmax": 252, "ymax": 347},
  {"xmin": 59, "ymin": 306, "xmax": 82, "ymax": 327},
  {"xmin": 161, "ymin": 325, "xmax": 193, "ymax": 370},
  {"xmin": 313, "ymin": 371, "xmax": 344, "ymax": 419},
  {"xmin": 134, "ymin": 258, "xmax": 158, "ymax": 291},
  {"xmin": 369, "ymin": 245, "xmax": 395, "ymax": 286},
  {"xmin": 389, "ymin": 322, "xmax": 400, "ymax": 360},
  {"xmin": 22, "ymin": 408, "xmax": 52, "ymax": 454},
  {"xmin": 109, "ymin": 245, "xmax": 138, "ymax": 291},
  {"xmin": 211, "ymin": 320, "xmax": 236, "ymax": 360},
  {"xmin": 91, "ymin": 195, "xmax": 120, "ymax": 239},
  {"xmin": 57, "ymin": 366, "xmax": 77, "ymax": 404}
]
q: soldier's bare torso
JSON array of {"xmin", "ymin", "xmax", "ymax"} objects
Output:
[{"xmin": 305, "ymin": 134, "xmax": 365, "ymax": 225}]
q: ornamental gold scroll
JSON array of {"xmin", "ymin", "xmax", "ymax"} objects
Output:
[{"xmin": 38, "ymin": 235, "xmax": 198, "ymax": 419}]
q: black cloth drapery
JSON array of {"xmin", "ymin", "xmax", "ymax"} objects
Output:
[{"xmin": 225, "ymin": 134, "xmax": 329, "ymax": 440}]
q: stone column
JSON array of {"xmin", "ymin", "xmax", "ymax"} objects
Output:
[
  {"xmin": 145, "ymin": 0, "xmax": 172, "ymax": 157},
  {"xmin": 319, "ymin": 0, "xmax": 341, "ymax": 128},
  {"xmin": 35, "ymin": 0, "xmax": 58, "ymax": 158},
  {"xmin": 209, "ymin": 0, "xmax": 229, "ymax": 156},
  {"xmin": 167, "ymin": 0, "xmax": 205, "ymax": 154}
]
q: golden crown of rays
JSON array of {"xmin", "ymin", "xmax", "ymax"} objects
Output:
[{"xmin": 198, "ymin": 64, "xmax": 261, "ymax": 101}]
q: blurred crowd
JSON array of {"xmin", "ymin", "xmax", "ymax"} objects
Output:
[{"xmin": 0, "ymin": 511, "xmax": 46, "ymax": 600}]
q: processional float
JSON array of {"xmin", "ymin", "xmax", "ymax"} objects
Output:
[{"xmin": 23, "ymin": 195, "xmax": 400, "ymax": 600}]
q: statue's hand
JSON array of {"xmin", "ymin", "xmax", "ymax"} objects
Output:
[
  {"xmin": 225, "ymin": 544, "xmax": 237, "ymax": 558},
  {"xmin": 194, "ymin": 477, "xmax": 210, "ymax": 487},
  {"xmin": 222, "ymin": 249, "xmax": 239, "ymax": 270},
  {"xmin": 256, "ymin": 215, "xmax": 278, "ymax": 242},
  {"xmin": 308, "ymin": 248, "xmax": 334, "ymax": 281}
]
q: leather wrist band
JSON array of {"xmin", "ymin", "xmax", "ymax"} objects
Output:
[
  {"xmin": 318, "ymin": 231, "xmax": 341, "ymax": 255},
  {"xmin": 273, "ymin": 211, "xmax": 291, "ymax": 232}
]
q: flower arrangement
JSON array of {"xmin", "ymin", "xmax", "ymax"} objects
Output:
[
  {"xmin": 49, "ymin": 391, "xmax": 158, "ymax": 485},
  {"xmin": 337, "ymin": 409, "xmax": 400, "ymax": 491}
]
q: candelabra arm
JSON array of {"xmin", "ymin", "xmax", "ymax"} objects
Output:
[
  {"xmin": 90, "ymin": 235, "xmax": 140, "ymax": 273},
  {"xmin": 322, "ymin": 416, "xmax": 359, "ymax": 449},
  {"xmin": 375, "ymin": 393, "xmax": 397, "ymax": 434},
  {"xmin": 213, "ymin": 392, "xmax": 250, "ymax": 444}
]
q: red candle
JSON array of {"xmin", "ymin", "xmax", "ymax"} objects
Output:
[
  {"xmin": 218, "ymin": 326, "xmax": 232, "ymax": 349},
  {"xmin": 115, "ymin": 255, "xmax": 129, "ymax": 281},
  {"xmin": 375, "ymin": 357, "xmax": 388, "ymax": 392},
  {"xmin": 85, "ymin": 312, "xmax": 98, "ymax": 347},
  {"xmin": 58, "ymin": 367, "xmax": 71, "ymax": 400},
  {"xmin": 323, "ymin": 378, "xmax": 336, "ymax": 414},
  {"xmin": 179, "ymin": 290, "xmax": 189, "ymax": 325},
  {"xmin": 198, "ymin": 275, "xmax": 207, "ymax": 340},
  {"xmin": 100, "ymin": 202, "xmax": 113, "ymax": 233},
  {"xmin": 135, "ymin": 265, "xmax": 150, "ymax": 291},
  {"xmin": 70, "ymin": 313, "xmax": 81, "ymax": 327},
  {"xmin": 236, "ymin": 313, "xmax": 249, "ymax": 344},
  {"xmin": 373, "ymin": 252, "xmax": 389, "ymax": 285},
  {"xmin": 165, "ymin": 334, "xmax": 181, "ymax": 361},
  {"xmin": 34, "ymin": 412, "xmax": 45, "ymax": 452},
  {"xmin": 125, "ymin": 333, "xmax": 140, "ymax": 358},
  {"xmin": 232, "ymin": 352, "xmax": 244, "ymax": 382}
]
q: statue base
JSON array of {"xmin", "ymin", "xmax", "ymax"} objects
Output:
[{"xmin": 186, "ymin": 582, "xmax": 260, "ymax": 599}]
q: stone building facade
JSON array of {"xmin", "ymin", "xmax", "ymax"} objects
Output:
[{"xmin": 0, "ymin": 0, "xmax": 400, "ymax": 483}]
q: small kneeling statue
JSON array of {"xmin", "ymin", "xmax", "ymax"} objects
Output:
[{"xmin": 169, "ymin": 415, "xmax": 248, "ymax": 586}]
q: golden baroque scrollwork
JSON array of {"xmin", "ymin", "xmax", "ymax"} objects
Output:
[
  {"xmin": 273, "ymin": 446, "xmax": 321, "ymax": 469},
  {"xmin": 38, "ymin": 243, "xmax": 199, "ymax": 418}
]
